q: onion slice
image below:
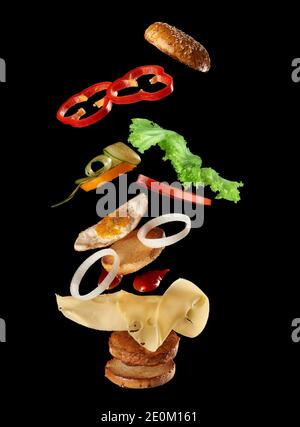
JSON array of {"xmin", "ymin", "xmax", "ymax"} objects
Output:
[
  {"xmin": 137, "ymin": 214, "xmax": 191, "ymax": 248},
  {"xmin": 70, "ymin": 248, "xmax": 119, "ymax": 300}
]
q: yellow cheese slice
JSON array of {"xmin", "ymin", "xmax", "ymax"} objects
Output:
[
  {"xmin": 159, "ymin": 278, "xmax": 209, "ymax": 341},
  {"xmin": 56, "ymin": 278, "xmax": 209, "ymax": 352},
  {"xmin": 56, "ymin": 293, "xmax": 127, "ymax": 331},
  {"xmin": 118, "ymin": 292, "xmax": 161, "ymax": 352}
]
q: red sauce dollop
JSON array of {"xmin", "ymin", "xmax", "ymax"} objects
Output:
[
  {"xmin": 133, "ymin": 269, "xmax": 170, "ymax": 293},
  {"xmin": 98, "ymin": 269, "xmax": 123, "ymax": 290}
]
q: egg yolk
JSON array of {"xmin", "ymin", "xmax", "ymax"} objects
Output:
[{"xmin": 95, "ymin": 214, "xmax": 130, "ymax": 238}]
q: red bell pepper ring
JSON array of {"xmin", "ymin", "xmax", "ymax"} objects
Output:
[
  {"xmin": 56, "ymin": 81, "xmax": 113, "ymax": 128},
  {"xmin": 106, "ymin": 65, "xmax": 174, "ymax": 104}
]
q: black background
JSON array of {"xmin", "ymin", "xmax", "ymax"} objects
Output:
[{"xmin": 0, "ymin": 3, "xmax": 299, "ymax": 426}]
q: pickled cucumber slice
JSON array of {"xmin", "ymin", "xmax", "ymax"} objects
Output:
[{"xmin": 104, "ymin": 142, "xmax": 141, "ymax": 165}]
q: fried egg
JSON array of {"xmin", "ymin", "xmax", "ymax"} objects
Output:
[{"xmin": 74, "ymin": 193, "xmax": 148, "ymax": 251}]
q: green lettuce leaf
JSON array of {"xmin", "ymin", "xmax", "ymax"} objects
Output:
[{"xmin": 128, "ymin": 118, "xmax": 243, "ymax": 202}]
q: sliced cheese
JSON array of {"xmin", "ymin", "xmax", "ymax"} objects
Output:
[
  {"xmin": 56, "ymin": 278, "xmax": 209, "ymax": 352},
  {"xmin": 159, "ymin": 278, "xmax": 209, "ymax": 340},
  {"xmin": 56, "ymin": 293, "xmax": 127, "ymax": 331},
  {"xmin": 118, "ymin": 292, "xmax": 160, "ymax": 352}
]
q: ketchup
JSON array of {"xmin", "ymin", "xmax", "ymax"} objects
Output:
[
  {"xmin": 133, "ymin": 269, "xmax": 170, "ymax": 293},
  {"xmin": 98, "ymin": 269, "xmax": 123, "ymax": 290}
]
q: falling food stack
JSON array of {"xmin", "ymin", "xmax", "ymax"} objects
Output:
[
  {"xmin": 57, "ymin": 278, "xmax": 210, "ymax": 388},
  {"xmin": 105, "ymin": 331, "xmax": 180, "ymax": 388}
]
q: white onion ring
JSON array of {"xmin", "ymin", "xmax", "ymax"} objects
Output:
[
  {"xmin": 137, "ymin": 214, "xmax": 191, "ymax": 248},
  {"xmin": 70, "ymin": 248, "xmax": 119, "ymax": 301}
]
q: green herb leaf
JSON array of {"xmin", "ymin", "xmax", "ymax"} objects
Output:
[{"xmin": 128, "ymin": 118, "xmax": 243, "ymax": 202}]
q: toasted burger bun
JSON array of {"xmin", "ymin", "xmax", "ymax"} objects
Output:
[
  {"xmin": 109, "ymin": 331, "xmax": 180, "ymax": 366},
  {"xmin": 145, "ymin": 22, "xmax": 211, "ymax": 72},
  {"xmin": 102, "ymin": 227, "xmax": 165, "ymax": 275},
  {"xmin": 105, "ymin": 358, "xmax": 175, "ymax": 388}
]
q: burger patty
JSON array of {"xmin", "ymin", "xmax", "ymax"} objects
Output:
[
  {"xmin": 105, "ymin": 358, "xmax": 176, "ymax": 389},
  {"xmin": 108, "ymin": 330, "xmax": 180, "ymax": 366}
]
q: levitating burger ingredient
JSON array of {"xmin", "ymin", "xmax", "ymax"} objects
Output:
[
  {"xmin": 145, "ymin": 22, "xmax": 211, "ymax": 72},
  {"xmin": 133, "ymin": 269, "xmax": 170, "ymax": 292},
  {"xmin": 109, "ymin": 330, "xmax": 179, "ymax": 366},
  {"xmin": 103, "ymin": 142, "xmax": 141, "ymax": 165},
  {"xmin": 101, "ymin": 227, "xmax": 165, "ymax": 275},
  {"xmin": 75, "ymin": 142, "xmax": 141, "ymax": 192},
  {"xmin": 70, "ymin": 248, "xmax": 120, "ymax": 301},
  {"xmin": 137, "ymin": 214, "xmax": 191, "ymax": 248},
  {"xmin": 106, "ymin": 330, "xmax": 179, "ymax": 388},
  {"xmin": 56, "ymin": 66, "xmax": 173, "ymax": 128},
  {"xmin": 136, "ymin": 174, "xmax": 212, "ymax": 206},
  {"xmin": 98, "ymin": 269, "xmax": 123, "ymax": 290},
  {"xmin": 56, "ymin": 278, "xmax": 210, "ymax": 352},
  {"xmin": 107, "ymin": 329, "xmax": 180, "ymax": 388},
  {"xmin": 51, "ymin": 142, "xmax": 141, "ymax": 208},
  {"xmin": 106, "ymin": 65, "xmax": 173, "ymax": 104},
  {"xmin": 74, "ymin": 193, "xmax": 148, "ymax": 251},
  {"xmin": 105, "ymin": 358, "xmax": 175, "ymax": 389},
  {"xmin": 79, "ymin": 162, "xmax": 136, "ymax": 192},
  {"xmin": 128, "ymin": 119, "xmax": 244, "ymax": 202},
  {"xmin": 56, "ymin": 81, "xmax": 113, "ymax": 128}
]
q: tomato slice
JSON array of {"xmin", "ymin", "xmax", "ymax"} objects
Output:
[{"xmin": 136, "ymin": 174, "xmax": 212, "ymax": 206}]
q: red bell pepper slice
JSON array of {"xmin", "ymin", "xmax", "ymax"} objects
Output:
[
  {"xmin": 56, "ymin": 81, "xmax": 113, "ymax": 128},
  {"xmin": 136, "ymin": 174, "xmax": 212, "ymax": 206},
  {"xmin": 106, "ymin": 65, "xmax": 174, "ymax": 104}
]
